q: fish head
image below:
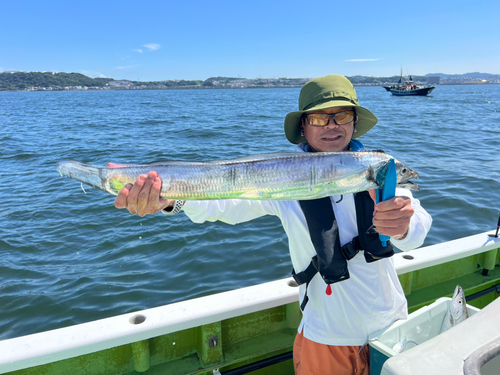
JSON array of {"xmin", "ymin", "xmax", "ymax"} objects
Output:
[
  {"xmin": 395, "ymin": 160, "xmax": 420, "ymax": 191},
  {"xmin": 392, "ymin": 336, "xmax": 408, "ymax": 353},
  {"xmin": 450, "ymin": 285, "xmax": 468, "ymax": 322}
]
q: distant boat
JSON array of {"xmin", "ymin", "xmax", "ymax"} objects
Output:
[
  {"xmin": 389, "ymin": 77, "xmax": 436, "ymax": 96},
  {"xmin": 385, "ymin": 68, "xmax": 436, "ymax": 96}
]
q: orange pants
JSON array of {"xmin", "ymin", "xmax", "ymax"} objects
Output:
[{"xmin": 293, "ymin": 330, "xmax": 369, "ymax": 375}]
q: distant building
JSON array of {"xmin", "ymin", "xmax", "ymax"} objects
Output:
[
  {"xmin": 427, "ymin": 76, "xmax": 440, "ymax": 84},
  {"xmin": 107, "ymin": 80, "xmax": 133, "ymax": 88}
]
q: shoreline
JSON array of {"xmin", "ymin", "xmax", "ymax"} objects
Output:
[{"xmin": 2, "ymin": 82, "xmax": 499, "ymax": 93}]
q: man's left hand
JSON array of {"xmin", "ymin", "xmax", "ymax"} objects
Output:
[{"xmin": 369, "ymin": 190, "xmax": 414, "ymax": 239}]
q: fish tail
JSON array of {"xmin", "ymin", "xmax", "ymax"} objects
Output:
[{"xmin": 56, "ymin": 161, "xmax": 111, "ymax": 194}]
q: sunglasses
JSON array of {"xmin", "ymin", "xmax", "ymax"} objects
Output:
[{"xmin": 305, "ymin": 110, "xmax": 355, "ymax": 127}]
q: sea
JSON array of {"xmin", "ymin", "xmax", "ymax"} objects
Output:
[{"xmin": 1, "ymin": 84, "xmax": 499, "ymax": 341}]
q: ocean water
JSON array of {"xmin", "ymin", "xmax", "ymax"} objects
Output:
[{"xmin": 1, "ymin": 85, "xmax": 499, "ymax": 340}]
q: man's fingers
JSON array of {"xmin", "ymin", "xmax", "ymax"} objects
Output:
[
  {"xmin": 136, "ymin": 172, "xmax": 157, "ymax": 216},
  {"xmin": 374, "ymin": 198, "xmax": 413, "ymax": 219},
  {"xmin": 373, "ymin": 216, "xmax": 407, "ymax": 230},
  {"xmin": 146, "ymin": 177, "xmax": 168, "ymax": 213},
  {"xmin": 114, "ymin": 184, "xmax": 133, "ymax": 209},
  {"xmin": 375, "ymin": 196, "xmax": 407, "ymax": 212},
  {"xmin": 126, "ymin": 174, "xmax": 148, "ymax": 213},
  {"xmin": 107, "ymin": 162, "xmax": 125, "ymax": 168},
  {"xmin": 373, "ymin": 221, "xmax": 409, "ymax": 237},
  {"xmin": 373, "ymin": 223, "xmax": 409, "ymax": 237}
]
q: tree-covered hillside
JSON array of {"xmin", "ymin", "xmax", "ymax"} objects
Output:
[{"xmin": 0, "ymin": 72, "xmax": 113, "ymax": 90}]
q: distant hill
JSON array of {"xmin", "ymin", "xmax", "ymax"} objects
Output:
[
  {"xmin": 0, "ymin": 71, "xmax": 114, "ymax": 91},
  {"xmin": 346, "ymin": 75, "xmax": 429, "ymax": 84}
]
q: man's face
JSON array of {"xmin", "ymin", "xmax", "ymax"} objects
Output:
[{"xmin": 302, "ymin": 107, "xmax": 356, "ymax": 152}]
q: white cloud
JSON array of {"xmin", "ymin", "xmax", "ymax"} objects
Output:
[
  {"xmin": 132, "ymin": 49, "xmax": 143, "ymax": 53},
  {"xmin": 143, "ymin": 43, "xmax": 161, "ymax": 51},
  {"xmin": 81, "ymin": 70, "xmax": 107, "ymax": 78},
  {"xmin": 345, "ymin": 59, "xmax": 380, "ymax": 62},
  {"xmin": 116, "ymin": 65, "xmax": 139, "ymax": 70}
]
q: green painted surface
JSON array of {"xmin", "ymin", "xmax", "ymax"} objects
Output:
[
  {"xmin": 198, "ymin": 322, "xmax": 223, "ymax": 366},
  {"xmin": 5, "ymin": 247, "xmax": 500, "ymax": 375},
  {"xmin": 480, "ymin": 248, "xmax": 498, "ymax": 271},
  {"xmin": 6, "ymin": 344, "xmax": 136, "ymax": 375},
  {"xmin": 131, "ymin": 340, "xmax": 151, "ymax": 372}
]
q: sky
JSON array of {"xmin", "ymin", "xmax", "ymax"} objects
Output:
[{"xmin": 1, "ymin": 0, "xmax": 499, "ymax": 81}]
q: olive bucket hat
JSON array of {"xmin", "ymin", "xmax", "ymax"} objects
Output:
[{"xmin": 284, "ymin": 74, "xmax": 378, "ymax": 144}]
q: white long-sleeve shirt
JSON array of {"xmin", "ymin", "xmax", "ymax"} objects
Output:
[{"xmin": 181, "ymin": 149, "xmax": 432, "ymax": 346}]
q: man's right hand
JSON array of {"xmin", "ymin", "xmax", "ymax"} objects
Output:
[{"xmin": 108, "ymin": 163, "xmax": 174, "ymax": 216}]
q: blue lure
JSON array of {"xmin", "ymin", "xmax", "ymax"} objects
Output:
[{"xmin": 376, "ymin": 158, "xmax": 397, "ymax": 247}]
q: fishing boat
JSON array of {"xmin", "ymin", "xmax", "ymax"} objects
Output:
[
  {"xmin": 1, "ymin": 228, "xmax": 499, "ymax": 375},
  {"xmin": 389, "ymin": 78, "xmax": 436, "ymax": 96},
  {"xmin": 386, "ymin": 68, "xmax": 436, "ymax": 96}
]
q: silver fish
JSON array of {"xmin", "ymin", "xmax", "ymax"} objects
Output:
[
  {"xmin": 56, "ymin": 151, "xmax": 419, "ymax": 201},
  {"xmin": 392, "ymin": 336, "xmax": 418, "ymax": 353},
  {"xmin": 440, "ymin": 285, "xmax": 469, "ymax": 333}
]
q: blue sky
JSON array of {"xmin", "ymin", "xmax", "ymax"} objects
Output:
[{"xmin": 1, "ymin": 0, "xmax": 499, "ymax": 81}]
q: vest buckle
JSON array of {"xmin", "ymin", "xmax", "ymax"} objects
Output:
[{"xmin": 340, "ymin": 238, "xmax": 361, "ymax": 260}]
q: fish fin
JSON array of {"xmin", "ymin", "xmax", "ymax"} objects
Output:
[
  {"xmin": 366, "ymin": 165, "xmax": 378, "ymax": 185},
  {"xmin": 146, "ymin": 153, "xmax": 303, "ymax": 167},
  {"xmin": 147, "ymin": 160, "xmax": 205, "ymax": 166}
]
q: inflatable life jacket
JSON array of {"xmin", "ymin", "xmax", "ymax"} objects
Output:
[{"xmin": 292, "ymin": 191, "xmax": 395, "ymax": 311}]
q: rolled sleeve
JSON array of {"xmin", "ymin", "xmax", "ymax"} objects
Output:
[{"xmin": 182, "ymin": 200, "xmax": 277, "ymax": 225}]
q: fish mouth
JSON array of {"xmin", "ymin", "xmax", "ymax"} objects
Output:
[
  {"xmin": 399, "ymin": 181, "xmax": 420, "ymax": 191},
  {"xmin": 453, "ymin": 285, "xmax": 464, "ymax": 298}
]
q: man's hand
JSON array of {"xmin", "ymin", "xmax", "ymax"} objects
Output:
[
  {"xmin": 108, "ymin": 163, "xmax": 174, "ymax": 216},
  {"xmin": 369, "ymin": 190, "xmax": 414, "ymax": 239}
]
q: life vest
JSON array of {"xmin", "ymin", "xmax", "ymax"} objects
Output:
[{"xmin": 292, "ymin": 191, "xmax": 395, "ymax": 310}]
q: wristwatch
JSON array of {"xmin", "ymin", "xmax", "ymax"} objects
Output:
[{"xmin": 161, "ymin": 200, "xmax": 184, "ymax": 215}]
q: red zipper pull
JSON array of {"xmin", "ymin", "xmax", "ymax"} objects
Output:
[{"xmin": 326, "ymin": 284, "xmax": 332, "ymax": 296}]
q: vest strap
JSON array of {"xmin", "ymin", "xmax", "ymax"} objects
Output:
[
  {"xmin": 298, "ymin": 198, "xmax": 350, "ymax": 285},
  {"xmin": 292, "ymin": 256, "xmax": 318, "ymax": 285},
  {"xmin": 340, "ymin": 236, "xmax": 362, "ymax": 260},
  {"xmin": 292, "ymin": 257, "xmax": 319, "ymax": 311}
]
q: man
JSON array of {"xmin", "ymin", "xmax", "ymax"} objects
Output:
[{"xmin": 112, "ymin": 75, "xmax": 432, "ymax": 375}]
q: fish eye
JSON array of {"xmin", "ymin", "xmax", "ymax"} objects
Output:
[{"xmin": 402, "ymin": 168, "xmax": 407, "ymax": 174}]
